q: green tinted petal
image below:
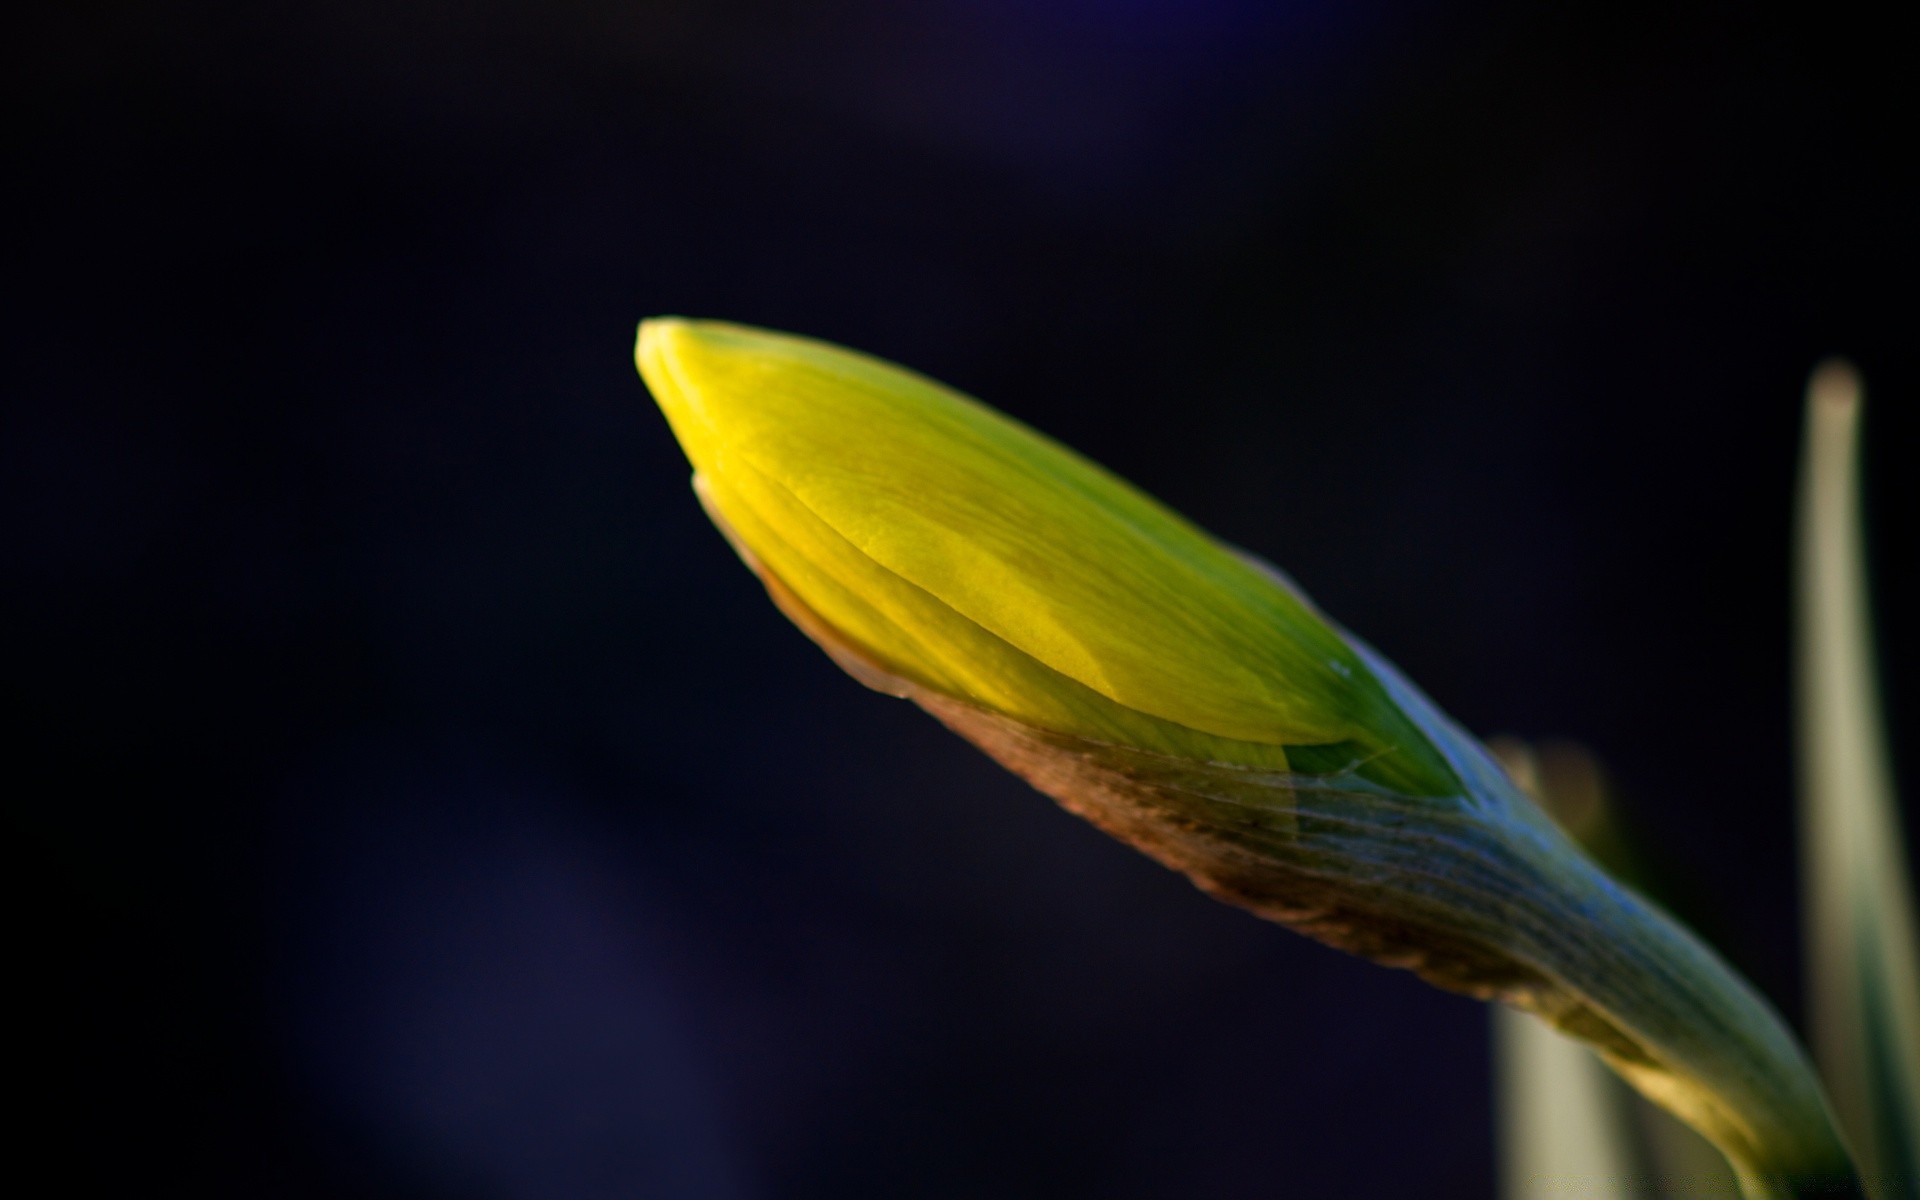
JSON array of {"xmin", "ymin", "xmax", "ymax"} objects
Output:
[
  {"xmin": 648, "ymin": 320, "xmax": 1354, "ymax": 734},
  {"xmin": 701, "ymin": 456, "xmax": 1294, "ymax": 770},
  {"xmin": 640, "ymin": 316, "xmax": 1453, "ymax": 793}
]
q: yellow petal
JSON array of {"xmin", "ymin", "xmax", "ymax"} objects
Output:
[{"xmin": 640, "ymin": 316, "xmax": 1451, "ymax": 791}]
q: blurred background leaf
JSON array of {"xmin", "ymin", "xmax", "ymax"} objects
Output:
[
  {"xmin": 1796, "ymin": 363, "xmax": 1920, "ymax": 1199},
  {"xmin": 1495, "ymin": 1007, "xmax": 1637, "ymax": 1200}
]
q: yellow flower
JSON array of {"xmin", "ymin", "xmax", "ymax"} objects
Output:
[
  {"xmin": 637, "ymin": 317, "xmax": 1455, "ymax": 797},
  {"xmin": 635, "ymin": 317, "xmax": 1865, "ymax": 1194}
]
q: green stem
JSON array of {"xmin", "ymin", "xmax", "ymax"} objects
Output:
[
  {"xmin": 1498, "ymin": 814, "xmax": 1863, "ymax": 1199},
  {"xmin": 914, "ymin": 658, "xmax": 1867, "ymax": 1197}
]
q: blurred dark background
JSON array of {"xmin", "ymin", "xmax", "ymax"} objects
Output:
[{"xmin": 7, "ymin": 2, "xmax": 1916, "ymax": 1195}]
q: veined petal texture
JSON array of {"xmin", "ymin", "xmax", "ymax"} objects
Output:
[{"xmin": 639, "ymin": 317, "xmax": 1450, "ymax": 792}]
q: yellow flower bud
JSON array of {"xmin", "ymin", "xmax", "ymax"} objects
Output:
[
  {"xmin": 637, "ymin": 316, "xmax": 1454, "ymax": 796},
  {"xmin": 636, "ymin": 317, "xmax": 1863, "ymax": 1197}
]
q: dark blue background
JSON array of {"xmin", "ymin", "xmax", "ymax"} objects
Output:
[{"xmin": 9, "ymin": 2, "xmax": 1916, "ymax": 1195}]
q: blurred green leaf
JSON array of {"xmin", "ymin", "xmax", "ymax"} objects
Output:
[{"xmin": 1795, "ymin": 361, "xmax": 1920, "ymax": 1199}]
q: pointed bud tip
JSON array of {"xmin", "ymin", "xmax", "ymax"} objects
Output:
[
  {"xmin": 637, "ymin": 315, "xmax": 812, "ymax": 374},
  {"xmin": 634, "ymin": 314, "xmax": 684, "ymax": 368},
  {"xmin": 635, "ymin": 315, "xmax": 713, "ymax": 401}
]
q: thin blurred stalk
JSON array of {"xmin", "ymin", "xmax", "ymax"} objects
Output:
[
  {"xmin": 1495, "ymin": 740, "xmax": 1640, "ymax": 1199},
  {"xmin": 1795, "ymin": 361, "xmax": 1920, "ymax": 1199},
  {"xmin": 1496, "ymin": 1006, "xmax": 1637, "ymax": 1200},
  {"xmin": 1493, "ymin": 739, "xmax": 1739, "ymax": 1198}
]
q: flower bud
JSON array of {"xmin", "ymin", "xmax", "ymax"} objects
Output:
[
  {"xmin": 637, "ymin": 317, "xmax": 1862, "ymax": 1196},
  {"xmin": 638, "ymin": 317, "xmax": 1455, "ymax": 797}
]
